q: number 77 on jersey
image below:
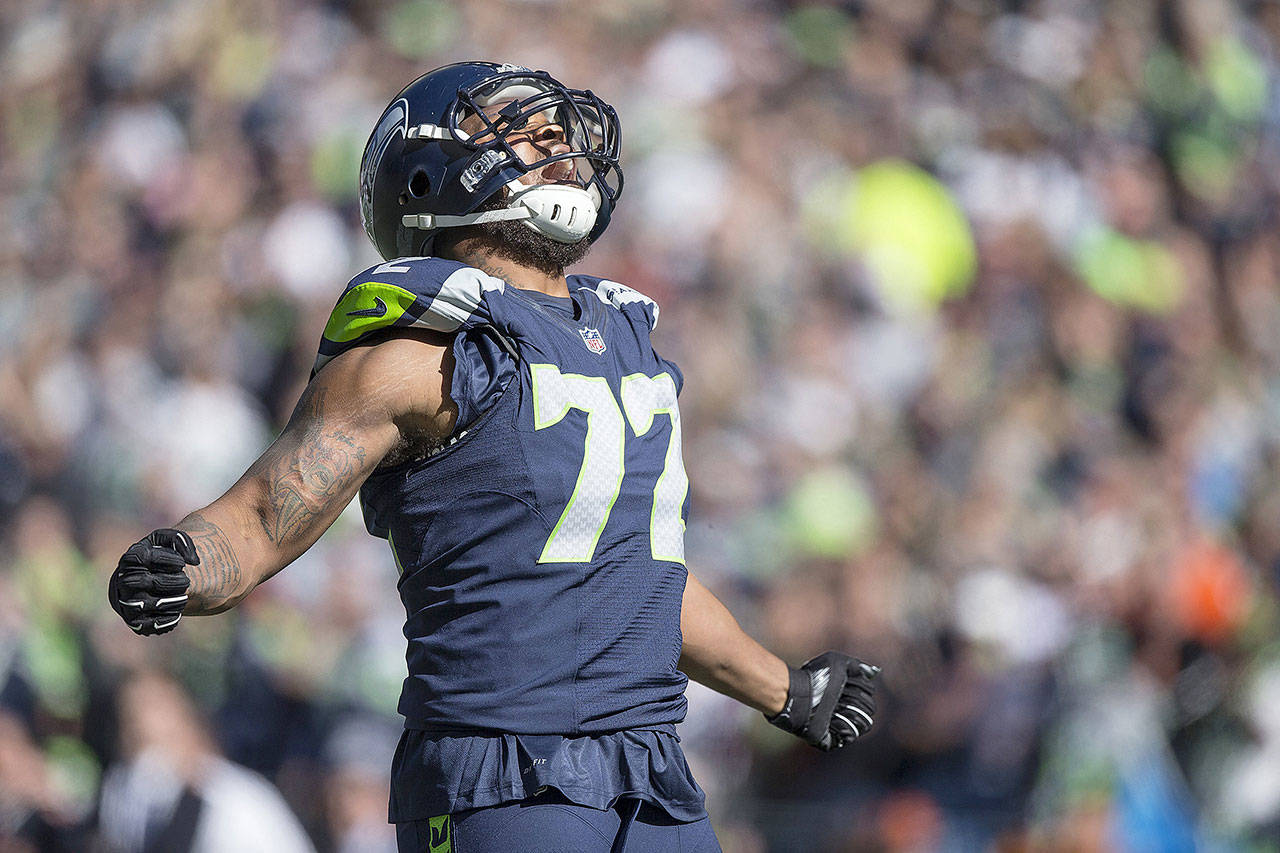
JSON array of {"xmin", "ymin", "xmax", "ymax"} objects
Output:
[{"xmin": 530, "ymin": 364, "xmax": 687, "ymax": 565}]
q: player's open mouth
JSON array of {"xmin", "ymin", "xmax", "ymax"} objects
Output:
[{"xmin": 539, "ymin": 162, "xmax": 578, "ymax": 184}]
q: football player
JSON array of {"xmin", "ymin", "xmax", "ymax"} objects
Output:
[{"xmin": 109, "ymin": 62, "xmax": 880, "ymax": 852}]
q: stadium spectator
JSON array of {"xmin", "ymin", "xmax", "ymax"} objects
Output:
[
  {"xmin": 3, "ymin": 0, "xmax": 1280, "ymax": 848},
  {"xmin": 97, "ymin": 672, "xmax": 314, "ymax": 853}
]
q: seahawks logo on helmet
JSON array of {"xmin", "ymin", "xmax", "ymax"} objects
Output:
[{"xmin": 360, "ymin": 97, "xmax": 409, "ymax": 244}]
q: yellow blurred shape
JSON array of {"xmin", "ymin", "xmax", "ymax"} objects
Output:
[
  {"xmin": 1074, "ymin": 228, "xmax": 1184, "ymax": 314},
  {"xmin": 818, "ymin": 160, "xmax": 977, "ymax": 314},
  {"xmin": 785, "ymin": 467, "xmax": 878, "ymax": 560}
]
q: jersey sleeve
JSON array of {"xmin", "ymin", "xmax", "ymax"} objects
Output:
[{"xmin": 312, "ymin": 257, "xmax": 507, "ymax": 375}]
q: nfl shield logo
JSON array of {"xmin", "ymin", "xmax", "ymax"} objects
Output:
[{"xmin": 579, "ymin": 327, "xmax": 606, "ymax": 354}]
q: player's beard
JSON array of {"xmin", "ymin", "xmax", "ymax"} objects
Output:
[{"xmin": 449, "ymin": 192, "xmax": 593, "ymax": 276}]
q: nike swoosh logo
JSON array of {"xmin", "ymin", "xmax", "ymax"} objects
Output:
[
  {"xmin": 429, "ymin": 821, "xmax": 449, "ymax": 851},
  {"xmin": 346, "ymin": 296, "xmax": 387, "ymax": 318}
]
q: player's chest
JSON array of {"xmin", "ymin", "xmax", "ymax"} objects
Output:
[{"xmin": 499, "ymin": 287, "xmax": 653, "ymax": 380}]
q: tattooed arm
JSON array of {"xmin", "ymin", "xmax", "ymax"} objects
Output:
[{"xmin": 173, "ymin": 332, "xmax": 457, "ymax": 614}]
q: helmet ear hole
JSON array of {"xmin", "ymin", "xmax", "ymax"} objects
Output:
[{"xmin": 408, "ymin": 169, "xmax": 431, "ymax": 198}]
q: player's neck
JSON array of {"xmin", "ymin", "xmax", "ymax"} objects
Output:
[{"xmin": 442, "ymin": 242, "xmax": 570, "ymax": 298}]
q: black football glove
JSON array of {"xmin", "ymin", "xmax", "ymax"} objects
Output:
[
  {"xmin": 766, "ymin": 652, "xmax": 879, "ymax": 751},
  {"xmin": 108, "ymin": 529, "xmax": 197, "ymax": 636}
]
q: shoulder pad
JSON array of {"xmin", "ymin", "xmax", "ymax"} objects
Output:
[
  {"xmin": 314, "ymin": 257, "xmax": 505, "ymax": 374},
  {"xmin": 579, "ymin": 277, "xmax": 660, "ymax": 331}
]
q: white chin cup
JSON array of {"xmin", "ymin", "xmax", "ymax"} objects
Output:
[{"xmin": 505, "ymin": 182, "xmax": 598, "ymax": 243}]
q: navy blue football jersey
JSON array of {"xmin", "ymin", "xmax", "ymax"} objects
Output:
[{"xmin": 313, "ymin": 257, "xmax": 703, "ymax": 821}]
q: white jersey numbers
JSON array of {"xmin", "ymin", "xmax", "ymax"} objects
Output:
[
  {"xmin": 531, "ymin": 365, "xmax": 627, "ymax": 563},
  {"xmin": 620, "ymin": 373, "xmax": 687, "ymax": 564},
  {"xmin": 531, "ymin": 365, "xmax": 687, "ymax": 565}
]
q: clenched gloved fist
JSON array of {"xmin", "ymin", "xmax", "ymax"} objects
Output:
[
  {"xmin": 108, "ymin": 529, "xmax": 198, "ymax": 636},
  {"xmin": 766, "ymin": 652, "xmax": 879, "ymax": 751}
]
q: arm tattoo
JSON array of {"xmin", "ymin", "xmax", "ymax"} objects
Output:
[
  {"xmin": 178, "ymin": 512, "xmax": 242, "ymax": 614},
  {"xmin": 256, "ymin": 386, "xmax": 368, "ymax": 546},
  {"xmin": 172, "ymin": 385, "xmax": 372, "ymax": 614}
]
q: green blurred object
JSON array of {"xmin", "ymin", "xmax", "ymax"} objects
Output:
[
  {"xmin": 1236, "ymin": 587, "xmax": 1280, "ymax": 653},
  {"xmin": 810, "ymin": 160, "xmax": 976, "ymax": 313},
  {"xmin": 1142, "ymin": 46, "xmax": 1202, "ymax": 118},
  {"xmin": 212, "ymin": 31, "xmax": 275, "ymax": 102},
  {"xmin": 247, "ymin": 603, "xmax": 331, "ymax": 685},
  {"xmin": 1171, "ymin": 129, "xmax": 1244, "ymax": 204},
  {"xmin": 784, "ymin": 467, "xmax": 878, "ymax": 561},
  {"xmin": 46, "ymin": 736, "xmax": 100, "ymax": 817},
  {"xmin": 1029, "ymin": 626, "xmax": 1129, "ymax": 816},
  {"xmin": 783, "ymin": 5, "xmax": 854, "ymax": 69},
  {"xmin": 16, "ymin": 545, "xmax": 94, "ymax": 621},
  {"xmin": 1205, "ymin": 37, "xmax": 1268, "ymax": 122},
  {"xmin": 311, "ymin": 131, "xmax": 364, "ymax": 202},
  {"xmin": 14, "ymin": 544, "xmax": 93, "ymax": 718},
  {"xmin": 382, "ymin": 0, "xmax": 461, "ymax": 60},
  {"xmin": 23, "ymin": 623, "xmax": 86, "ymax": 719},
  {"xmin": 1074, "ymin": 228, "xmax": 1184, "ymax": 314},
  {"xmin": 7, "ymin": 90, "xmax": 61, "ymax": 168}
]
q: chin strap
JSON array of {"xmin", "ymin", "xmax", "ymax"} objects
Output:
[
  {"xmin": 401, "ymin": 207, "xmax": 532, "ymax": 230},
  {"xmin": 506, "ymin": 182, "xmax": 598, "ymax": 243},
  {"xmin": 402, "ymin": 183, "xmax": 598, "ymax": 244}
]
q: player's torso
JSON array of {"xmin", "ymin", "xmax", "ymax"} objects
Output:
[
  {"xmin": 325, "ymin": 260, "xmax": 689, "ymax": 735},
  {"xmin": 496, "ymin": 280, "xmax": 688, "ymax": 569}
]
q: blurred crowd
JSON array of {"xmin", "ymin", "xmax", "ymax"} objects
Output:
[{"xmin": 3, "ymin": 0, "xmax": 1280, "ymax": 849}]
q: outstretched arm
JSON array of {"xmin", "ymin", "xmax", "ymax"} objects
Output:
[
  {"xmin": 678, "ymin": 571, "xmax": 880, "ymax": 751},
  {"xmin": 109, "ymin": 333, "xmax": 455, "ymax": 627},
  {"xmin": 175, "ymin": 375, "xmax": 387, "ymax": 614},
  {"xmin": 678, "ymin": 572, "xmax": 790, "ymax": 715}
]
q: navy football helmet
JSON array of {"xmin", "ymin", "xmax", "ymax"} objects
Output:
[{"xmin": 359, "ymin": 62, "xmax": 623, "ymax": 260}]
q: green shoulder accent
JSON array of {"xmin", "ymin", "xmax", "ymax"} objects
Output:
[
  {"xmin": 427, "ymin": 814, "xmax": 452, "ymax": 853},
  {"xmin": 322, "ymin": 281, "xmax": 420, "ymax": 344}
]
